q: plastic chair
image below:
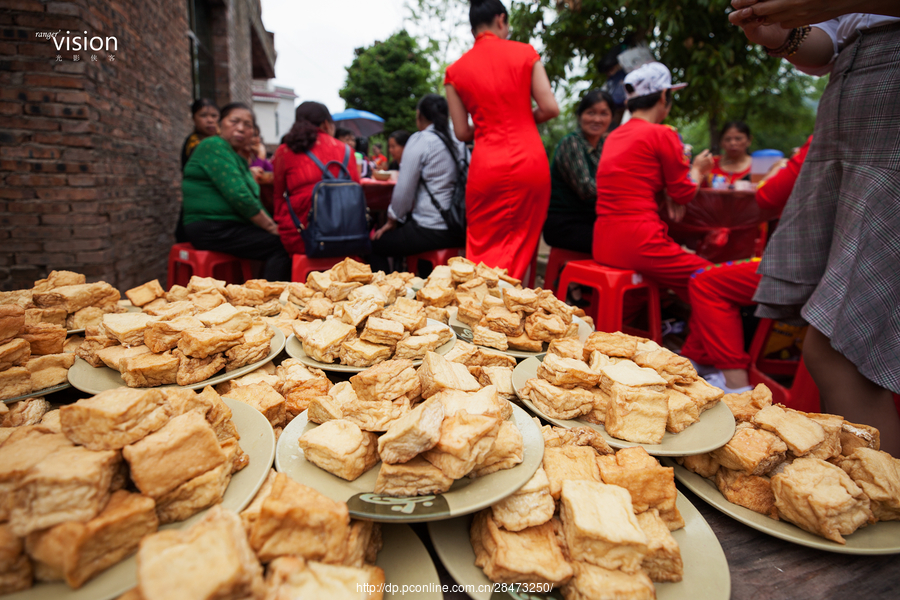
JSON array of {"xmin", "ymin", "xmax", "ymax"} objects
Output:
[
  {"xmin": 543, "ymin": 247, "xmax": 592, "ymax": 292},
  {"xmin": 167, "ymin": 243, "xmax": 254, "ymax": 290},
  {"xmin": 556, "ymin": 260, "xmax": 662, "ymax": 343},
  {"xmin": 406, "ymin": 248, "xmax": 462, "ymax": 277},
  {"xmin": 291, "ymin": 254, "xmax": 358, "ymax": 283},
  {"xmin": 747, "ymin": 318, "xmax": 820, "ymax": 412}
]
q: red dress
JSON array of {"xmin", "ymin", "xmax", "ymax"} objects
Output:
[
  {"xmin": 444, "ymin": 32, "xmax": 550, "ymax": 280},
  {"xmin": 705, "ymin": 155, "xmax": 751, "ymax": 187},
  {"xmin": 272, "ymin": 132, "xmax": 360, "ymax": 255}
]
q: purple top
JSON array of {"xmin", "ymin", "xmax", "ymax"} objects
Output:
[{"xmin": 251, "ymin": 156, "xmax": 273, "ymax": 172}]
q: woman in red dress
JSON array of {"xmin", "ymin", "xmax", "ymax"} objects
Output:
[
  {"xmin": 272, "ymin": 101, "xmax": 360, "ymax": 255},
  {"xmin": 445, "ymin": 0, "xmax": 559, "ymax": 280}
]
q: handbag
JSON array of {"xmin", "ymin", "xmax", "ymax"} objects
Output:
[
  {"xmin": 284, "ymin": 146, "xmax": 371, "ymax": 258},
  {"xmin": 421, "ymin": 132, "xmax": 467, "ymax": 236}
]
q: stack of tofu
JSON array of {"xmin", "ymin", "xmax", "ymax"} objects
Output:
[
  {"xmin": 521, "ymin": 331, "xmax": 724, "ymax": 444},
  {"xmin": 471, "ymin": 422, "xmax": 685, "ymax": 600},
  {"xmin": 0, "ymin": 385, "xmax": 247, "ymax": 593},
  {"xmin": 679, "ymin": 385, "xmax": 900, "ymax": 544}
]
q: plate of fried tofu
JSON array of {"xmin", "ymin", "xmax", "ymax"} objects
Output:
[
  {"xmin": 285, "ymin": 318, "xmax": 457, "ymax": 372},
  {"xmin": 0, "ymin": 391, "xmax": 276, "ymax": 599},
  {"xmin": 274, "ymin": 355, "xmax": 544, "ymax": 522},
  {"xmin": 66, "ymin": 327, "xmax": 285, "ymax": 395},
  {"xmin": 448, "ymin": 310, "xmax": 593, "ymax": 360},
  {"xmin": 511, "ymin": 334, "xmax": 736, "ymax": 456},
  {"xmin": 2, "ymin": 382, "xmax": 71, "ymax": 404}
]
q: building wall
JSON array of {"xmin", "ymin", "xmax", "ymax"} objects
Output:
[
  {"xmin": 253, "ymin": 99, "xmax": 277, "ymax": 146},
  {"xmin": 275, "ymin": 94, "xmax": 295, "ymax": 142}
]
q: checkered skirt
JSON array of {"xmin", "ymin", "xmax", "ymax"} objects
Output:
[{"xmin": 753, "ymin": 22, "xmax": 900, "ymax": 393}]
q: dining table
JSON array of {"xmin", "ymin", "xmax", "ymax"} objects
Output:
[{"xmin": 361, "ymin": 177, "xmax": 395, "ymax": 212}]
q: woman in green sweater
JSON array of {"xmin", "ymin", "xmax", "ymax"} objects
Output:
[{"xmin": 181, "ymin": 103, "xmax": 290, "ymax": 280}]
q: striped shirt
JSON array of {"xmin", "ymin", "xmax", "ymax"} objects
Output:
[{"xmin": 387, "ymin": 124, "xmax": 468, "ymax": 230}]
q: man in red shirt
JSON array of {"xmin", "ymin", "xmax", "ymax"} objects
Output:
[{"xmin": 593, "ymin": 62, "xmax": 714, "ymax": 300}]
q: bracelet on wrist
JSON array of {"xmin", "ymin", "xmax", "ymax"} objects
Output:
[{"xmin": 766, "ymin": 25, "xmax": 812, "ymax": 58}]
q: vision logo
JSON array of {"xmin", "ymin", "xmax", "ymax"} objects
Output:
[{"xmin": 40, "ymin": 30, "xmax": 118, "ymax": 53}]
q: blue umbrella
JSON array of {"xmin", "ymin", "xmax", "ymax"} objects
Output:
[{"xmin": 331, "ymin": 109, "xmax": 385, "ymax": 137}]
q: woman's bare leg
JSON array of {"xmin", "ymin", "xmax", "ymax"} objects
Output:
[{"xmin": 803, "ymin": 326, "xmax": 900, "ymax": 457}]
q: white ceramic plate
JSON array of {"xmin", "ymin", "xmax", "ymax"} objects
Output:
[
  {"xmin": 511, "ymin": 356, "xmax": 735, "ymax": 456},
  {"xmin": 666, "ymin": 459, "xmax": 900, "ymax": 555},
  {"xmin": 284, "ymin": 319, "xmax": 456, "ymax": 373},
  {"xmin": 274, "ymin": 404, "xmax": 543, "ymax": 522},
  {"xmin": 4, "ymin": 398, "xmax": 276, "ymax": 600},
  {"xmin": 427, "ymin": 490, "xmax": 730, "ymax": 600},
  {"xmin": 378, "ymin": 524, "xmax": 443, "ymax": 599},
  {"xmin": 447, "ymin": 309, "xmax": 593, "ymax": 360},
  {"xmin": 2, "ymin": 382, "xmax": 72, "ymax": 404},
  {"xmin": 67, "ymin": 328, "xmax": 286, "ymax": 395}
]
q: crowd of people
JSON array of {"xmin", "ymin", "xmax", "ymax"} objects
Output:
[{"xmin": 175, "ymin": 0, "xmax": 900, "ymax": 455}]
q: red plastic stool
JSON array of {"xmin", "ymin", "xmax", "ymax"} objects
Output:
[
  {"xmin": 747, "ymin": 318, "xmax": 820, "ymax": 412},
  {"xmin": 543, "ymin": 247, "xmax": 591, "ymax": 292},
  {"xmin": 167, "ymin": 243, "xmax": 254, "ymax": 290},
  {"xmin": 406, "ymin": 248, "xmax": 462, "ymax": 276},
  {"xmin": 556, "ymin": 260, "xmax": 662, "ymax": 343},
  {"xmin": 291, "ymin": 255, "xmax": 358, "ymax": 283}
]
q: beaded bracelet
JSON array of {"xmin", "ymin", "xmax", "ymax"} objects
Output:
[{"xmin": 766, "ymin": 25, "xmax": 812, "ymax": 58}]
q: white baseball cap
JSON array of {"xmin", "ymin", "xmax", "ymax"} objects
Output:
[{"xmin": 624, "ymin": 62, "xmax": 688, "ymax": 100}]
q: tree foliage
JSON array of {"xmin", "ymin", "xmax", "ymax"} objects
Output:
[
  {"xmin": 403, "ymin": 0, "xmax": 471, "ymax": 88},
  {"xmin": 339, "ymin": 30, "xmax": 434, "ymax": 134}
]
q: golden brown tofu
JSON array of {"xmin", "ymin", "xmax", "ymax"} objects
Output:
[
  {"xmin": 715, "ymin": 467, "xmax": 779, "ymax": 520},
  {"xmin": 377, "ymin": 396, "xmax": 443, "ymax": 464},
  {"xmin": 299, "ymin": 419, "xmax": 380, "ymax": 481},
  {"xmin": 490, "ymin": 466, "xmax": 555, "ymax": 531},
  {"xmin": 710, "ymin": 423, "xmax": 787, "ymax": 476},
  {"xmin": 121, "ymin": 352, "xmax": 180, "ymax": 388},
  {"xmin": 597, "ymin": 447, "xmax": 682, "ymax": 530},
  {"xmin": 837, "ymin": 448, "xmax": 900, "ymax": 521},
  {"xmin": 125, "ymin": 280, "xmax": 165, "ymax": 308},
  {"xmin": 60, "ymin": 387, "xmax": 170, "ymax": 451},
  {"xmin": 225, "ymin": 382, "xmax": 285, "ymax": 427},
  {"xmin": 582, "ymin": 331, "xmax": 639, "ymax": 359},
  {"xmin": 542, "ymin": 445, "xmax": 601, "ymax": 500},
  {"xmin": 422, "ymin": 411, "xmax": 501, "ymax": 479},
  {"xmin": 522, "ymin": 378, "xmax": 595, "ymax": 420},
  {"xmin": 604, "ymin": 382, "xmax": 669, "ymax": 445},
  {"xmin": 636, "ymin": 508, "xmax": 683, "ymax": 582},
  {"xmin": 562, "ymin": 562, "xmax": 655, "ymax": 600},
  {"xmin": 753, "ymin": 404, "xmax": 825, "ymax": 457},
  {"xmin": 19, "ymin": 322, "xmax": 67, "ymax": 355},
  {"xmin": 373, "ymin": 456, "xmax": 454, "ymax": 497}
]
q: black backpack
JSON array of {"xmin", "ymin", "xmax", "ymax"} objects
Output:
[
  {"xmin": 284, "ymin": 146, "xmax": 372, "ymax": 258},
  {"xmin": 421, "ymin": 132, "xmax": 467, "ymax": 236}
]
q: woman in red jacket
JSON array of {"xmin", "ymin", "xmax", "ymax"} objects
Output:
[{"xmin": 272, "ymin": 102, "xmax": 360, "ymax": 255}]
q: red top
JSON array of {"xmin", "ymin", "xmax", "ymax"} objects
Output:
[
  {"xmin": 706, "ymin": 155, "xmax": 751, "ymax": 187},
  {"xmin": 272, "ymin": 132, "xmax": 360, "ymax": 255},
  {"xmin": 755, "ymin": 135, "xmax": 812, "ymax": 212},
  {"xmin": 596, "ymin": 118, "xmax": 697, "ymax": 222}
]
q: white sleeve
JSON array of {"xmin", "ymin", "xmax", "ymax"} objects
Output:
[{"xmin": 791, "ymin": 18, "xmax": 840, "ymax": 77}]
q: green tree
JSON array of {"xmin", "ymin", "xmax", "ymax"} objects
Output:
[
  {"xmin": 403, "ymin": 0, "xmax": 471, "ymax": 89},
  {"xmin": 339, "ymin": 30, "xmax": 435, "ymax": 134}
]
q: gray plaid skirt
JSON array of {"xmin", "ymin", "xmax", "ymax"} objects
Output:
[{"xmin": 754, "ymin": 22, "xmax": 900, "ymax": 393}]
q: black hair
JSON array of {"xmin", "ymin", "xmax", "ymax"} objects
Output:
[
  {"xmin": 576, "ymin": 90, "xmax": 614, "ymax": 117},
  {"xmin": 720, "ymin": 121, "xmax": 751, "ymax": 141},
  {"xmin": 334, "ymin": 127, "xmax": 354, "ymax": 140},
  {"xmin": 356, "ymin": 137, "xmax": 369, "ymax": 155},
  {"xmin": 417, "ymin": 93, "xmax": 457, "ymax": 160},
  {"xmin": 469, "ymin": 0, "xmax": 507, "ymax": 31},
  {"xmin": 388, "ymin": 130, "xmax": 411, "ymax": 147},
  {"xmin": 218, "ymin": 102, "xmax": 252, "ymax": 122},
  {"xmin": 624, "ymin": 87, "xmax": 674, "ymax": 112},
  {"xmin": 284, "ymin": 101, "xmax": 332, "ymax": 154},
  {"xmin": 191, "ymin": 98, "xmax": 218, "ymax": 116},
  {"xmin": 372, "ymin": 143, "xmax": 383, "ymax": 151}
]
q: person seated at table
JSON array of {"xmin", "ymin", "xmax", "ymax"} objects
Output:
[
  {"xmin": 272, "ymin": 101, "xmax": 361, "ymax": 255},
  {"xmin": 334, "ymin": 127, "xmax": 365, "ymax": 176},
  {"xmin": 706, "ymin": 121, "xmax": 753, "ymax": 188},
  {"xmin": 386, "ymin": 129, "xmax": 411, "ymax": 170},
  {"xmin": 371, "ymin": 142, "xmax": 388, "ymax": 170},
  {"xmin": 246, "ymin": 125, "xmax": 274, "ymax": 213},
  {"xmin": 369, "ymin": 94, "xmax": 468, "ymax": 273},
  {"xmin": 181, "ymin": 102, "xmax": 290, "ymax": 280},
  {"xmin": 543, "ymin": 89, "xmax": 614, "ymax": 256},
  {"xmin": 181, "ymin": 98, "xmax": 219, "ymax": 170},
  {"xmin": 356, "ymin": 136, "xmax": 373, "ymax": 178},
  {"xmin": 593, "ymin": 62, "xmax": 714, "ymax": 301},
  {"xmin": 680, "ymin": 136, "xmax": 813, "ymax": 393}
]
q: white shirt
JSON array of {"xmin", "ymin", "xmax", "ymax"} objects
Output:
[{"xmin": 799, "ymin": 14, "xmax": 900, "ymax": 75}]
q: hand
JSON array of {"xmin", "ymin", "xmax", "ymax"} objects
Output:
[
  {"xmin": 250, "ymin": 210, "xmax": 279, "ymax": 236},
  {"xmin": 692, "ymin": 149, "xmax": 714, "ymax": 177},
  {"xmin": 729, "ymin": 7, "xmax": 792, "ymax": 49},
  {"xmin": 372, "ymin": 219, "xmax": 397, "ymax": 240},
  {"xmin": 665, "ymin": 195, "xmax": 687, "ymax": 223},
  {"xmin": 249, "ymin": 166, "xmax": 264, "ymax": 178},
  {"xmin": 730, "ymin": 0, "xmax": 861, "ymax": 30}
]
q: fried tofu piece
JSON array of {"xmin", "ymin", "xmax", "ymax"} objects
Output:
[
  {"xmin": 307, "ymin": 395, "xmax": 343, "ymax": 424},
  {"xmin": 223, "ymin": 284, "xmax": 264, "ymax": 307},
  {"xmin": 177, "ymin": 327, "xmax": 243, "ymax": 359},
  {"xmin": 537, "ymin": 352, "xmax": 600, "ymax": 388},
  {"xmin": 339, "ymin": 338, "xmax": 393, "ymax": 367},
  {"xmin": 165, "ymin": 285, "xmax": 189, "ymax": 302},
  {"xmin": 417, "ymin": 351, "xmax": 480, "ymax": 399},
  {"xmin": 424, "ymin": 306, "xmax": 450, "ymax": 325},
  {"xmin": 374, "ymin": 456, "xmax": 455, "ymax": 496},
  {"xmin": 39, "ymin": 409, "xmax": 61, "ymax": 433},
  {"xmin": 672, "ymin": 377, "xmax": 724, "ymax": 413},
  {"xmin": 0, "ymin": 337, "xmax": 30, "ymax": 371},
  {"xmin": 25, "ymin": 490, "xmax": 158, "ymax": 588},
  {"xmin": 60, "ymin": 387, "xmax": 170, "ymax": 450},
  {"xmin": 350, "ymin": 359, "xmax": 419, "ymax": 403},
  {"xmin": 97, "ymin": 344, "xmax": 152, "ymax": 372},
  {"xmin": 32, "ymin": 269, "xmax": 86, "ymax": 293},
  {"xmin": 632, "ymin": 348, "xmax": 697, "ymax": 385},
  {"xmin": 137, "ymin": 505, "xmax": 263, "ymax": 600},
  {"xmin": 840, "ymin": 420, "xmax": 880, "ymax": 456},
  {"xmin": 1, "ymin": 397, "xmax": 49, "ymax": 427},
  {"xmin": 187, "ymin": 289, "xmax": 226, "ymax": 310},
  {"xmin": 325, "ymin": 281, "xmax": 363, "ymax": 303},
  {"xmin": 562, "ymin": 562, "xmax": 655, "ymax": 600},
  {"xmin": 491, "ymin": 466, "xmax": 555, "ymax": 531},
  {"xmin": 470, "ymin": 420, "xmax": 523, "ymax": 478},
  {"xmin": 33, "ymin": 282, "xmax": 119, "ymax": 314},
  {"xmin": 126, "ymin": 280, "xmax": 165, "ymax": 308},
  {"xmin": 582, "ymin": 331, "xmax": 638, "ymax": 359},
  {"xmin": 502, "ymin": 287, "xmax": 538, "ymax": 313},
  {"xmin": 715, "ymin": 467, "xmax": 778, "ymax": 520},
  {"xmin": 377, "ymin": 396, "xmax": 443, "ymax": 464},
  {"xmin": 19, "ymin": 322, "xmax": 66, "ymax": 355},
  {"xmin": 547, "ymin": 337, "xmax": 584, "ymax": 361},
  {"xmin": 66, "ymin": 306, "xmax": 106, "ymax": 330},
  {"xmin": 244, "ymin": 474, "xmax": 350, "ymax": 563},
  {"xmin": 186, "ymin": 276, "xmax": 226, "ymax": 295},
  {"xmin": 456, "ymin": 298, "xmax": 485, "ymax": 328},
  {"xmin": 0, "ymin": 305, "xmax": 25, "ymax": 344},
  {"xmin": 121, "ymin": 352, "xmax": 180, "ymax": 388},
  {"xmin": 75, "ymin": 329, "xmax": 118, "ymax": 367},
  {"xmin": 559, "ymin": 480, "xmax": 648, "ymax": 573},
  {"xmin": 436, "ymin": 386, "xmax": 510, "ymax": 421},
  {"xmin": 753, "ymin": 404, "xmax": 825, "ymax": 457},
  {"xmin": 123, "ymin": 411, "xmax": 226, "ymax": 498},
  {"xmin": 524, "ymin": 311, "xmax": 567, "ymax": 342},
  {"xmin": 522, "ymin": 378, "xmax": 594, "ymax": 420},
  {"xmin": 471, "ymin": 325, "xmax": 506, "ymax": 351},
  {"xmin": 277, "ymin": 359, "xmax": 332, "ymax": 419},
  {"xmin": 154, "ymin": 458, "xmax": 233, "ymax": 525},
  {"xmin": 473, "ymin": 366, "xmax": 516, "ymax": 403},
  {"xmin": 341, "ymin": 394, "xmax": 411, "ymax": 433},
  {"xmin": 422, "ymin": 411, "xmax": 501, "ymax": 479},
  {"xmin": 0, "ymin": 366, "xmax": 32, "ymax": 401},
  {"xmin": 226, "ymin": 382, "xmax": 285, "ymax": 427},
  {"xmin": 542, "ymin": 445, "xmax": 601, "ymax": 500},
  {"xmin": 393, "ymin": 334, "xmax": 443, "ymax": 360},
  {"xmin": 471, "ymin": 511, "xmax": 573, "ymax": 586},
  {"xmin": 0, "ymin": 523, "xmax": 32, "ymax": 593},
  {"xmin": 504, "ymin": 332, "xmax": 541, "ymax": 352},
  {"xmin": 300, "ymin": 294, "xmax": 334, "ymax": 321},
  {"xmin": 676, "ymin": 452, "xmax": 721, "ymax": 479},
  {"xmin": 540, "ymin": 422, "xmax": 614, "ymax": 454},
  {"xmin": 142, "ymin": 317, "xmax": 204, "ymax": 353},
  {"xmin": 721, "ymin": 384, "xmax": 773, "ymax": 422},
  {"xmin": 597, "ymin": 447, "xmax": 682, "ymax": 530},
  {"xmin": 635, "ymin": 508, "xmax": 683, "ymax": 582},
  {"xmin": 331, "ymin": 257, "xmax": 374, "ymax": 284},
  {"xmin": 171, "ymin": 347, "xmax": 224, "ymax": 387},
  {"xmin": 604, "ymin": 383, "xmax": 669, "ymax": 445},
  {"xmin": 711, "ymin": 423, "xmax": 787, "ymax": 476},
  {"xmin": 340, "ymin": 296, "xmax": 382, "ymax": 328},
  {"xmin": 263, "ymin": 556, "xmax": 384, "ymax": 599},
  {"xmin": 803, "ymin": 411, "xmax": 844, "ymax": 460},
  {"xmin": 224, "ymin": 336, "xmax": 271, "ymax": 372},
  {"xmin": 413, "ymin": 323, "xmax": 454, "ymax": 346},
  {"xmin": 143, "ymin": 300, "xmax": 197, "ymax": 320},
  {"xmin": 771, "ymin": 457, "xmax": 873, "ymax": 544},
  {"xmin": 417, "ymin": 283, "xmax": 456, "ymax": 308},
  {"xmin": 99, "ymin": 313, "xmax": 158, "ymax": 348},
  {"xmin": 450, "ymin": 260, "xmax": 475, "ymax": 283},
  {"xmin": 838, "ymin": 448, "xmax": 900, "ymax": 521},
  {"xmin": 597, "ymin": 359, "xmax": 667, "ymax": 392},
  {"xmin": 299, "ymin": 419, "xmax": 379, "ymax": 481},
  {"xmin": 9, "ymin": 444, "xmax": 120, "ymax": 536},
  {"xmin": 0, "ymin": 428, "xmax": 74, "ymax": 522},
  {"xmin": 665, "ymin": 386, "xmax": 701, "ymax": 434},
  {"xmin": 359, "ymin": 316, "xmax": 405, "ymax": 347},
  {"xmin": 302, "ymin": 319, "xmax": 357, "ymax": 364},
  {"xmin": 338, "ymin": 519, "xmax": 382, "ymax": 568},
  {"xmin": 382, "ymin": 298, "xmax": 428, "ymax": 333},
  {"xmin": 484, "ymin": 306, "xmax": 524, "ymax": 336},
  {"xmin": 195, "ymin": 303, "xmax": 253, "ymax": 332},
  {"xmin": 445, "ymin": 340, "xmax": 516, "ymax": 368}
]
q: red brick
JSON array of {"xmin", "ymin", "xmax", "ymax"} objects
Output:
[
  {"xmin": 44, "ymin": 237, "xmax": 106, "ymax": 252},
  {"xmin": 10, "ymin": 227, "xmax": 64, "ymax": 239},
  {"xmin": 5, "ymin": 174, "xmax": 67, "ymax": 186},
  {"xmin": 0, "ymin": 0, "xmax": 46, "ymax": 11},
  {"xmin": 23, "ymin": 74, "xmax": 84, "ymax": 89},
  {"xmin": 67, "ymin": 174, "xmax": 94, "ymax": 186},
  {"xmin": 0, "ymin": 214, "xmax": 39, "ymax": 226},
  {"xmin": 76, "ymin": 249, "xmax": 114, "ymax": 263},
  {"xmin": 0, "ymin": 187, "xmax": 35, "ymax": 199},
  {"xmin": 42, "ymin": 213, "xmax": 106, "ymax": 226},
  {"xmin": 16, "ymin": 253, "xmax": 78, "ymax": 266},
  {"xmin": 60, "ymin": 120, "xmax": 95, "ymax": 133},
  {"xmin": 32, "ymin": 132, "xmax": 92, "ymax": 147},
  {"xmin": 25, "ymin": 102, "xmax": 88, "ymax": 119},
  {"xmin": 54, "ymin": 61, "xmax": 86, "ymax": 75},
  {"xmin": 0, "ymin": 146, "xmax": 62, "ymax": 160},
  {"xmin": 2, "ymin": 240, "xmax": 42, "ymax": 253},
  {"xmin": 71, "ymin": 223, "xmax": 110, "ymax": 238},
  {"xmin": 0, "ymin": 41, "xmax": 15, "ymax": 55},
  {"xmin": 45, "ymin": 2, "xmax": 81, "ymax": 16},
  {"xmin": 68, "ymin": 201, "xmax": 98, "ymax": 213},
  {"xmin": 34, "ymin": 187, "xmax": 96, "ymax": 200},
  {"xmin": 13, "ymin": 15, "xmax": 75, "ymax": 30},
  {"xmin": 55, "ymin": 90, "xmax": 88, "ymax": 103},
  {"xmin": 4, "ymin": 116, "xmax": 60, "ymax": 131},
  {"xmin": 16, "ymin": 43, "xmax": 58, "ymax": 58},
  {"xmin": 4, "ymin": 58, "xmax": 53, "ymax": 72},
  {"xmin": 0, "ymin": 101, "xmax": 21, "ymax": 115}
]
